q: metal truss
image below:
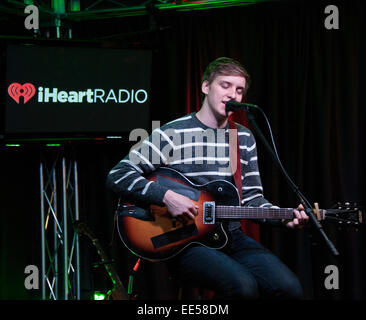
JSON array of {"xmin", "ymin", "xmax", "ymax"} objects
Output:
[
  {"xmin": 0, "ymin": 0, "xmax": 273, "ymax": 21},
  {"xmin": 0, "ymin": 0, "xmax": 273, "ymax": 39},
  {"xmin": 39, "ymin": 154, "xmax": 80, "ymax": 300}
]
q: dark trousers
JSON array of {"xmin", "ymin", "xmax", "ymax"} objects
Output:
[{"xmin": 167, "ymin": 227, "xmax": 303, "ymax": 299}]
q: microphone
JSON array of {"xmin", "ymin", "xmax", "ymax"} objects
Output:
[{"xmin": 225, "ymin": 100, "xmax": 258, "ymax": 113}]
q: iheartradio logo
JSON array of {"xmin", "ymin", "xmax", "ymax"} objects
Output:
[
  {"xmin": 7, "ymin": 82, "xmax": 148, "ymax": 104},
  {"xmin": 8, "ymin": 82, "xmax": 36, "ymax": 104}
]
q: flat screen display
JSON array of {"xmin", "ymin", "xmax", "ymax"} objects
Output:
[{"xmin": 4, "ymin": 43, "xmax": 152, "ymax": 136}]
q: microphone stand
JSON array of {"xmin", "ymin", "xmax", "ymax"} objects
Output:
[{"xmin": 237, "ymin": 105, "xmax": 339, "ymax": 258}]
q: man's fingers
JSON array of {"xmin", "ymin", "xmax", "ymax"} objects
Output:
[
  {"xmin": 185, "ymin": 211, "xmax": 196, "ymax": 220},
  {"xmin": 165, "ymin": 190, "xmax": 199, "ymax": 221},
  {"xmin": 188, "ymin": 205, "xmax": 199, "ymax": 219},
  {"xmin": 294, "ymin": 209, "xmax": 308, "ymax": 223},
  {"xmin": 294, "ymin": 209, "xmax": 301, "ymax": 219}
]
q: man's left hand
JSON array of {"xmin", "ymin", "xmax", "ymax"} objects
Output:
[{"xmin": 284, "ymin": 204, "xmax": 309, "ymax": 229}]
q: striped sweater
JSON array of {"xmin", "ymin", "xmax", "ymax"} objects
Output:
[{"xmin": 106, "ymin": 112, "xmax": 279, "ymax": 230}]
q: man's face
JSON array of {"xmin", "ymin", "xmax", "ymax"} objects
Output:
[{"xmin": 202, "ymin": 74, "xmax": 246, "ymax": 119}]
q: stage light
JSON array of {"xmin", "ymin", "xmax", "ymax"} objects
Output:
[
  {"xmin": 52, "ymin": 0, "xmax": 66, "ymax": 15},
  {"xmin": 69, "ymin": 0, "xmax": 80, "ymax": 12},
  {"xmin": 93, "ymin": 291, "xmax": 106, "ymax": 300}
]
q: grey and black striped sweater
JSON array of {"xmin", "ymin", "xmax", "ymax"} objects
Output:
[{"xmin": 106, "ymin": 113, "xmax": 280, "ymax": 230}]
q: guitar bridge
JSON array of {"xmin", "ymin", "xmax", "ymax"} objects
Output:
[{"xmin": 203, "ymin": 202, "xmax": 215, "ymax": 224}]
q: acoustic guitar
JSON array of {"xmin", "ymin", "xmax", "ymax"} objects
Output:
[{"xmin": 116, "ymin": 167, "xmax": 330, "ymax": 261}]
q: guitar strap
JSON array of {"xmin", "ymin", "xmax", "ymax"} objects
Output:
[
  {"xmin": 228, "ymin": 120, "xmax": 243, "ymax": 200},
  {"xmin": 228, "ymin": 119, "xmax": 261, "ymax": 241}
]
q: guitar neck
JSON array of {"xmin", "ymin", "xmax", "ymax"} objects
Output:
[
  {"xmin": 74, "ymin": 221, "xmax": 128, "ymax": 299},
  {"xmin": 92, "ymin": 240, "xmax": 128, "ymax": 299},
  {"xmin": 215, "ymin": 206, "xmax": 294, "ymax": 220}
]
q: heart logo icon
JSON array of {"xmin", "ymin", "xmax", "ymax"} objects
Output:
[{"xmin": 8, "ymin": 82, "xmax": 36, "ymax": 104}]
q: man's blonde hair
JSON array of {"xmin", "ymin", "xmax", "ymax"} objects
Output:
[{"xmin": 201, "ymin": 57, "xmax": 251, "ymax": 96}]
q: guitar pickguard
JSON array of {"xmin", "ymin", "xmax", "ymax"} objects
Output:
[
  {"xmin": 156, "ymin": 174, "xmax": 201, "ymax": 201},
  {"xmin": 150, "ymin": 223, "xmax": 199, "ymax": 249}
]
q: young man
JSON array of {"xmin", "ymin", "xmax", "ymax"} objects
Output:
[{"xmin": 107, "ymin": 57, "xmax": 308, "ymax": 299}]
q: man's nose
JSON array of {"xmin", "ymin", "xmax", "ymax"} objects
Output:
[{"xmin": 227, "ymin": 88, "xmax": 237, "ymax": 100}]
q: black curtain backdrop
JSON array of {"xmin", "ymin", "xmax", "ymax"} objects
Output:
[{"xmin": 1, "ymin": 0, "xmax": 365, "ymax": 300}]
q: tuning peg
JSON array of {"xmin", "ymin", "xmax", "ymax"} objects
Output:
[{"xmin": 313, "ymin": 202, "xmax": 321, "ymax": 221}]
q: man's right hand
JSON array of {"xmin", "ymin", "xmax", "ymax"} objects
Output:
[{"xmin": 162, "ymin": 190, "xmax": 198, "ymax": 221}]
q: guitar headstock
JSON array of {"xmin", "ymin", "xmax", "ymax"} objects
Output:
[
  {"xmin": 313, "ymin": 202, "xmax": 365, "ymax": 226},
  {"xmin": 74, "ymin": 220, "xmax": 97, "ymax": 241}
]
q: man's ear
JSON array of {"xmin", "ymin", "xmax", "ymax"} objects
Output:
[{"xmin": 201, "ymin": 80, "xmax": 210, "ymax": 95}]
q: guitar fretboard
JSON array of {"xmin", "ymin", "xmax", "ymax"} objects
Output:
[{"xmin": 216, "ymin": 206, "xmax": 294, "ymax": 219}]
